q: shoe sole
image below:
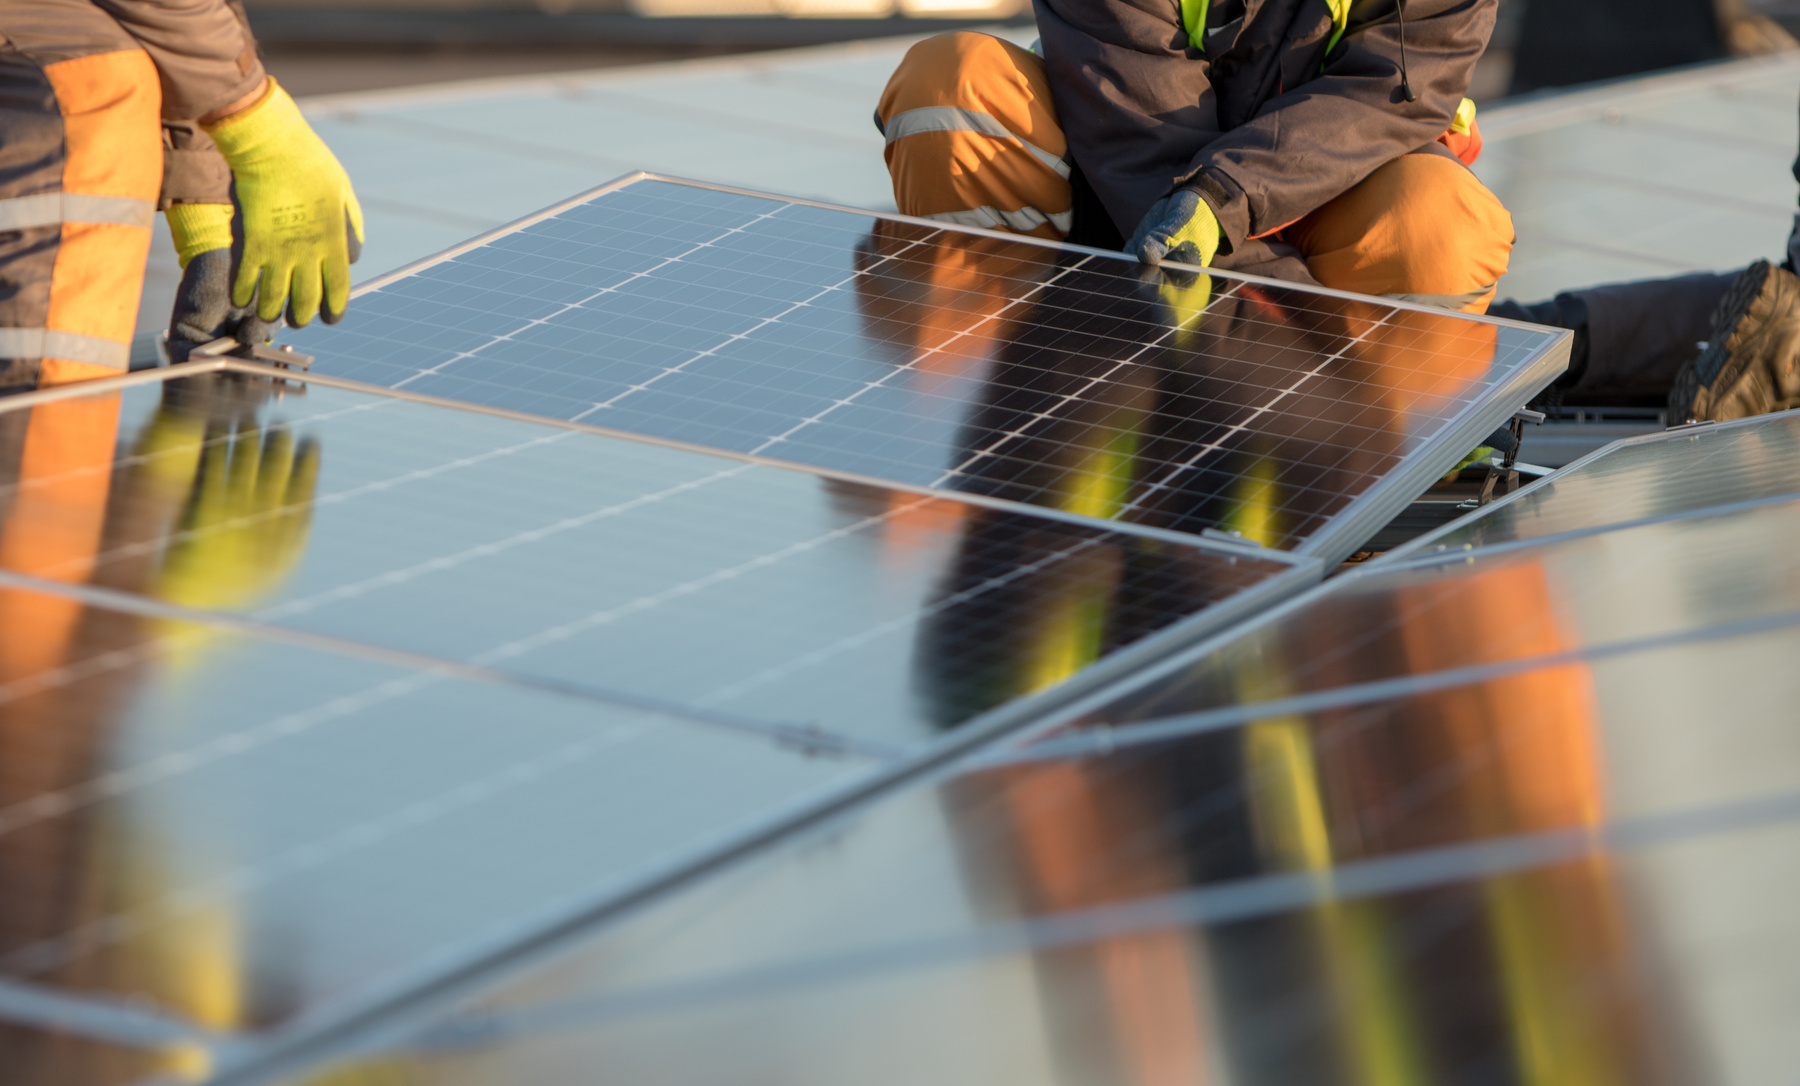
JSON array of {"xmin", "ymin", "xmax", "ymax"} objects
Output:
[{"xmin": 1671, "ymin": 260, "xmax": 1775, "ymax": 422}]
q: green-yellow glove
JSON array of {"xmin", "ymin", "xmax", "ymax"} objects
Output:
[
  {"xmin": 1126, "ymin": 189, "xmax": 1220, "ymax": 268},
  {"xmin": 164, "ymin": 203, "xmax": 234, "ymax": 269},
  {"xmin": 204, "ymin": 78, "xmax": 364, "ymax": 327}
]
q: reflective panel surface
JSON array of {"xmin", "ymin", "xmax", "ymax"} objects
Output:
[
  {"xmin": 0, "ymin": 1019, "xmax": 181, "ymax": 1086},
  {"xmin": 1397, "ymin": 410, "xmax": 1800, "ymax": 557},
  {"xmin": 0, "ymin": 370, "xmax": 1299, "ymax": 754},
  {"xmin": 287, "ymin": 178, "xmax": 1567, "ymax": 560},
  {"xmin": 1020, "ymin": 494, "xmax": 1800, "ymax": 738},
  {"xmin": 0, "ymin": 578, "xmax": 849, "ymax": 1036},
  {"xmin": 256, "ymin": 620, "xmax": 1800, "ymax": 1086}
]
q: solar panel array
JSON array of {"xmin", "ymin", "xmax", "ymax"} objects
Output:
[
  {"xmin": 339, "ymin": 410, "xmax": 1800, "ymax": 1086},
  {"xmin": 0, "ymin": 176, "xmax": 1576, "ymax": 1086},
  {"xmin": 288, "ymin": 177, "xmax": 1569, "ymax": 563}
]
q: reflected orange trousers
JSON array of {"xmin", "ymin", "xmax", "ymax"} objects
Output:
[{"xmin": 878, "ymin": 32, "xmax": 1515, "ymax": 314}]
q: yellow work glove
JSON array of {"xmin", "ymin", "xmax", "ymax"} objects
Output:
[
  {"xmin": 1440, "ymin": 445, "xmax": 1496, "ymax": 483},
  {"xmin": 204, "ymin": 78, "xmax": 364, "ymax": 328},
  {"xmin": 1126, "ymin": 189, "xmax": 1221, "ymax": 268},
  {"xmin": 164, "ymin": 203, "xmax": 234, "ymax": 269}
]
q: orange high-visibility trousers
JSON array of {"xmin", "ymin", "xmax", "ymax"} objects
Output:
[
  {"xmin": 0, "ymin": 3, "xmax": 163, "ymax": 388},
  {"xmin": 878, "ymin": 32, "xmax": 1514, "ymax": 314}
]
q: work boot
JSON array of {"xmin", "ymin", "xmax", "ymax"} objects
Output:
[{"xmin": 1668, "ymin": 260, "xmax": 1800, "ymax": 423}]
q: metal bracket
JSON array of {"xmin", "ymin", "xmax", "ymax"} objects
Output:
[{"xmin": 190, "ymin": 337, "xmax": 314, "ymax": 371}]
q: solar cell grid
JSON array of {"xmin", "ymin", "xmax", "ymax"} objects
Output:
[
  {"xmin": 287, "ymin": 176, "xmax": 1568, "ymax": 562},
  {"xmin": 0, "ymin": 369, "xmax": 1298, "ymax": 752},
  {"xmin": 0, "ymin": 361, "xmax": 1311, "ymax": 1074}
]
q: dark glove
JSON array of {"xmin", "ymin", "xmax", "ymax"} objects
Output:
[
  {"xmin": 167, "ymin": 247, "xmax": 279, "ymax": 363},
  {"xmin": 1126, "ymin": 189, "xmax": 1221, "ymax": 268}
]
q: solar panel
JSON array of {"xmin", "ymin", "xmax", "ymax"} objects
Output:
[
  {"xmin": 1390, "ymin": 409, "xmax": 1800, "ymax": 559},
  {"xmin": 0, "ymin": 363, "xmax": 1311, "ymax": 1066},
  {"xmin": 984, "ymin": 491, "xmax": 1800, "ymax": 746},
  {"xmin": 0, "ymin": 1019, "xmax": 171, "ymax": 1086},
  {"xmin": 285, "ymin": 175, "xmax": 1570, "ymax": 564},
  {"xmin": 270, "ymin": 607, "xmax": 1800, "ymax": 1086}
]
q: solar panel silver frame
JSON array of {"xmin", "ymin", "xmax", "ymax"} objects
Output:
[
  {"xmin": 0, "ymin": 357, "xmax": 1322, "ymax": 1086},
  {"xmin": 1377, "ymin": 411, "xmax": 1800, "ymax": 566},
  {"xmin": 346, "ymin": 172, "xmax": 1575, "ymax": 567}
]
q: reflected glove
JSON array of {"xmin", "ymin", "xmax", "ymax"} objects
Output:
[
  {"xmin": 1126, "ymin": 189, "xmax": 1220, "ymax": 268},
  {"xmin": 165, "ymin": 206, "xmax": 278, "ymax": 363},
  {"xmin": 205, "ymin": 78, "xmax": 364, "ymax": 328},
  {"xmin": 152, "ymin": 419, "xmax": 321, "ymax": 614}
]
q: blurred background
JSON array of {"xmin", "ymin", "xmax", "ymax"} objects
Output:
[
  {"xmin": 133, "ymin": 0, "xmax": 1800, "ymax": 351},
  {"xmin": 245, "ymin": 0, "xmax": 1799, "ymax": 98}
]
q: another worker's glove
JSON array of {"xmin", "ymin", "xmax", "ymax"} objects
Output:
[
  {"xmin": 204, "ymin": 78, "xmax": 364, "ymax": 328},
  {"xmin": 164, "ymin": 204, "xmax": 276, "ymax": 362},
  {"xmin": 1127, "ymin": 189, "xmax": 1220, "ymax": 268}
]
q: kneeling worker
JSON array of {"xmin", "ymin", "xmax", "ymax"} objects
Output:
[
  {"xmin": 0, "ymin": 0, "xmax": 361, "ymax": 389},
  {"xmin": 877, "ymin": 0, "xmax": 1510, "ymax": 314}
]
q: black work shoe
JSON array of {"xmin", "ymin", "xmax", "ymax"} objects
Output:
[{"xmin": 1669, "ymin": 260, "xmax": 1800, "ymax": 423}]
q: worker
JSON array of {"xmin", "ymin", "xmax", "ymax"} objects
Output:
[
  {"xmin": 876, "ymin": 0, "xmax": 1512, "ymax": 315},
  {"xmin": 1492, "ymin": 256, "xmax": 1800, "ymax": 425},
  {"xmin": 0, "ymin": 0, "xmax": 362, "ymax": 389}
]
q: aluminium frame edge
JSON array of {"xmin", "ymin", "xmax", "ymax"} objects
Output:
[
  {"xmin": 192, "ymin": 555, "xmax": 1322, "ymax": 1086},
  {"xmin": 1290, "ymin": 326, "xmax": 1573, "ymax": 566},
  {"xmin": 1377, "ymin": 401, "xmax": 1800, "ymax": 564},
  {"xmin": 347, "ymin": 171, "xmax": 1563, "ymax": 333}
]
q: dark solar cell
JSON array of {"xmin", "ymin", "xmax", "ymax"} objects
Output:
[{"xmin": 288, "ymin": 178, "xmax": 1568, "ymax": 561}]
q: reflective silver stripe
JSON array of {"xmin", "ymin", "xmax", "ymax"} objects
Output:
[
  {"xmin": 0, "ymin": 192, "xmax": 154, "ymax": 231},
  {"xmin": 884, "ymin": 106, "xmax": 1072, "ymax": 180},
  {"xmin": 0, "ymin": 328, "xmax": 130, "ymax": 368},
  {"xmin": 927, "ymin": 205, "xmax": 1075, "ymax": 235},
  {"xmin": 1381, "ymin": 282, "xmax": 1497, "ymax": 311}
]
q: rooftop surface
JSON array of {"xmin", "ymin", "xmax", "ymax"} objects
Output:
[{"xmin": 135, "ymin": 37, "xmax": 1800, "ymax": 343}]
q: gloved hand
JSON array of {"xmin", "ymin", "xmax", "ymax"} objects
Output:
[
  {"xmin": 164, "ymin": 204, "xmax": 277, "ymax": 362},
  {"xmin": 1126, "ymin": 188, "xmax": 1220, "ymax": 268},
  {"xmin": 204, "ymin": 78, "xmax": 364, "ymax": 328}
]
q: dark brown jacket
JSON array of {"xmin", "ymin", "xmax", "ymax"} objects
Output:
[{"xmin": 1035, "ymin": 0, "xmax": 1495, "ymax": 250}]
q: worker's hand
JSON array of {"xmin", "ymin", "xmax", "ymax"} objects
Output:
[
  {"xmin": 164, "ymin": 205, "xmax": 276, "ymax": 362},
  {"xmin": 1127, "ymin": 189, "xmax": 1220, "ymax": 268},
  {"xmin": 204, "ymin": 78, "xmax": 363, "ymax": 328}
]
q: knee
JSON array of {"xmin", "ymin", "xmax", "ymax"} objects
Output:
[
  {"xmin": 882, "ymin": 32, "xmax": 1044, "ymax": 119},
  {"xmin": 1296, "ymin": 155, "xmax": 1514, "ymax": 304}
]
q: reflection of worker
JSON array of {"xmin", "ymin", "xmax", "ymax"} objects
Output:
[
  {"xmin": 0, "ymin": 373, "xmax": 320, "ymax": 1082},
  {"xmin": 855, "ymin": 219, "xmax": 1497, "ymax": 550},
  {"xmin": 876, "ymin": 1, "xmax": 1512, "ymax": 315},
  {"xmin": 0, "ymin": 0, "xmax": 362, "ymax": 391},
  {"xmin": 937, "ymin": 556, "xmax": 1665, "ymax": 1083}
]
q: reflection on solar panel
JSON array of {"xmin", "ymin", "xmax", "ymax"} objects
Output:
[
  {"xmin": 287, "ymin": 175, "xmax": 1569, "ymax": 563},
  {"xmin": 287, "ymin": 424, "xmax": 1800, "ymax": 1086},
  {"xmin": 0, "ymin": 361, "xmax": 1311, "ymax": 1081},
  {"xmin": 0, "ymin": 176, "xmax": 1571, "ymax": 1085},
  {"xmin": 1388, "ymin": 409, "xmax": 1800, "ymax": 558}
]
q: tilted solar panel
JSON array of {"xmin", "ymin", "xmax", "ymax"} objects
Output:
[
  {"xmin": 0, "ymin": 362, "xmax": 1310, "ymax": 1078},
  {"xmin": 1388, "ymin": 408, "xmax": 1800, "ymax": 559},
  {"xmin": 285, "ymin": 175, "xmax": 1570, "ymax": 564}
]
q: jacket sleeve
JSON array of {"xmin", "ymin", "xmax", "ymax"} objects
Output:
[
  {"xmin": 89, "ymin": 0, "xmax": 266, "ymax": 121},
  {"xmin": 1184, "ymin": 0, "xmax": 1494, "ymax": 252}
]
